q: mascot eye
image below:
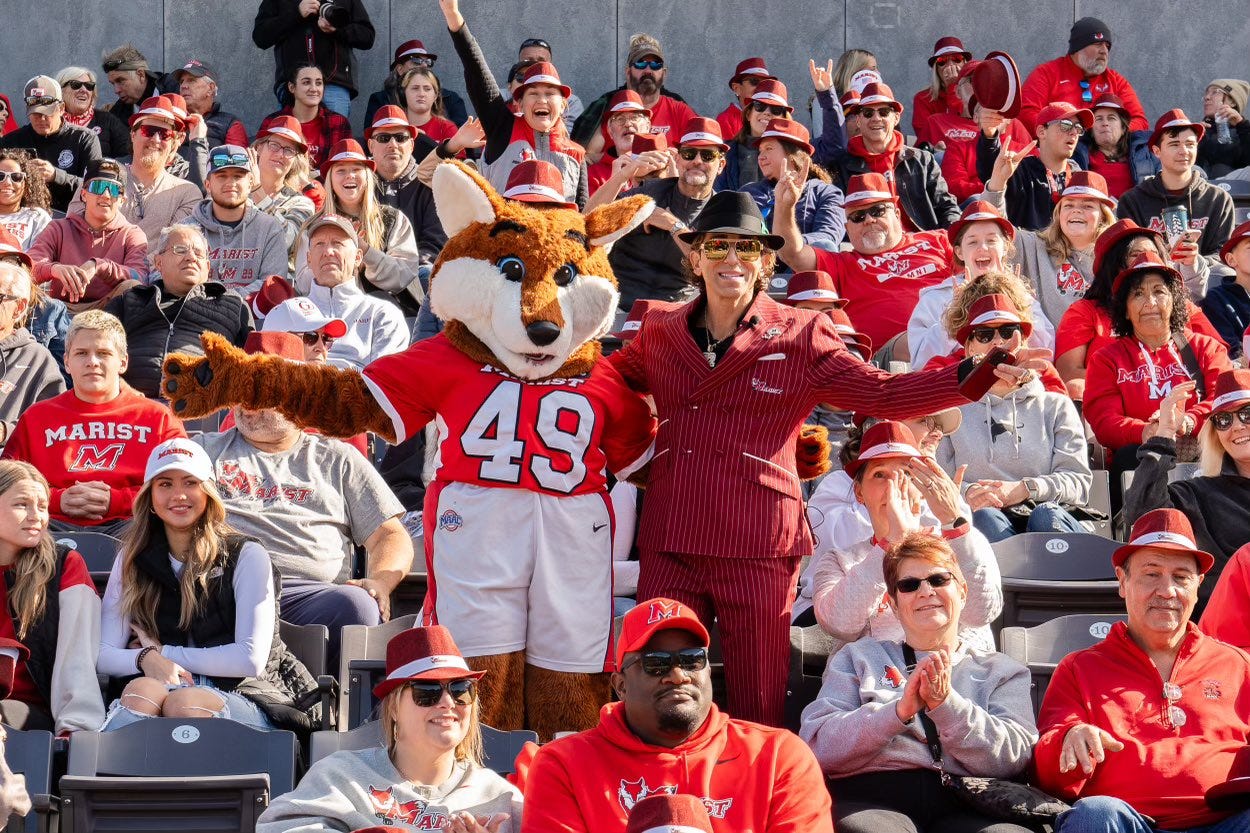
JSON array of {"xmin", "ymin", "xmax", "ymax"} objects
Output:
[
  {"xmin": 497, "ymin": 256, "xmax": 526, "ymax": 282},
  {"xmin": 553, "ymin": 263, "xmax": 579, "ymax": 287}
]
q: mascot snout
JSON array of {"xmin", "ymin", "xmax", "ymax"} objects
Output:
[{"xmin": 526, "ymin": 320, "xmax": 562, "ymax": 346}]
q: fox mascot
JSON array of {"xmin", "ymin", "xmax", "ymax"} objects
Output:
[{"xmin": 162, "ymin": 160, "xmax": 657, "ymax": 737}]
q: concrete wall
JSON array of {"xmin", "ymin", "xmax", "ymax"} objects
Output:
[{"xmin": 3, "ymin": 1, "xmax": 1248, "ymax": 141}]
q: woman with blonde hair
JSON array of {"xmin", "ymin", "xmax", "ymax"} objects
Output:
[
  {"xmin": 400, "ymin": 66, "xmax": 459, "ymax": 144},
  {"xmin": 250, "ymin": 116, "xmax": 315, "ymax": 252},
  {"xmin": 257, "ymin": 625, "xmax": 522, "ymax": 832},
  {"xmin": 910, "ymin": 37, "xmax": 970, "ymax": 147},
  {"xmin": 0, "ymin": 460, "xmax": 104, "ymax": 732},
  {"xmin": 55, "ymin": 66, "xmax": 130, "ymax": 158},
  {"xmin": 833, "ymin": 49, "xmax": 877, "ymax": 96},
  {"xmin": 97, "ymin": 439, "xmax": 320, "ymax": 732}
]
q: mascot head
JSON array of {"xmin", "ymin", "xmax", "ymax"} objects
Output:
[{"xmin": 428, "ymin": 160, "xmax": 652, "ymax": 380}]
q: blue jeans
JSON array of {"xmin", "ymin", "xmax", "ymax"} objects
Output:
[
  {"xmin": 973, "ymin": 502, "xmax": 1086, "ymax": 543},
  {"xmin": 321, "ymin": 84, "xmax": 351, "ymax": 118},
  {"xmin": 1056, "ymin": 795, "xmax": 1250, "ymax": 833},
  {"xmin": 101, "ymin": 676, "xmax": 274, "ymax": 732}
]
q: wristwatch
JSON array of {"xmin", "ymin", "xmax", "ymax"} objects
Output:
[
  {"xmin": 670, "ymin": 220, "xmax": 688, "ymax": 235},
  {"xmin": 942, "ymin": 516, "xmax": 969, "ymax": 531},
  {"xmin": 1024, "ymin": 478, "xmax": 1040, "ymax": 501}
]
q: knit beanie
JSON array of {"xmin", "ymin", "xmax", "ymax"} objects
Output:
[
  {"xmin": 1210, "ymin": 79, "xmax": 1250, "ymax": 115},
  {"xmin": 1068, "ymin": 17, "xmax": 1112, "ymax": 53}
]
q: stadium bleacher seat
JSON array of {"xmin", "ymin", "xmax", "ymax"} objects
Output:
[
  {"xmin": 51, "ymin": 532, "xmax": 120, "ymax": 596},
  {"xmin": 1085, "ymin": 469, "xmax": 1113, "ymax": 538},
  {"xmin": 3, "ymin": 726, "xmax": 55, "ymax": 833},
  {"xmin": 1213, "ymin": 178, "xmax": 1250, "ymax": 225},
  {"xmin": 338, "ymin": 614, "xmax": 420, "ymax": 730},
  {"xmin": 784, "ymin": 624, "xmax": 835, "ymax": 733},
  {"xmin": 277, "ymin": 620, "xmax": 337, "ymax": 731},
  {"xmin": 992, "ymin": 532, "xmax": 1123, "ymax": 634},
  {"xmin": 1001, "ymin": 613, "xmax": 1127, "ymax": 713},
  {"xmin": 58, "ymin": 718, "xmax": 298, "ymax": 832}
]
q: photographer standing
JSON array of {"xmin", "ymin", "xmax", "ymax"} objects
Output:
[{"xmin": 252, "ymin": 0, "xmax": 376, "ymax": 118}]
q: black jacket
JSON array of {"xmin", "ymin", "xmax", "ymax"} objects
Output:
[
  {"xmin": 81, "ymin": 109, "xmax": 132, "ymax": 159},
  {"xmin": 837, "ymin": 144, "xmax": 960, "ymax": 231},
  {"xmin": 252, "ymin": 0, "xmax": 376, "ymax": 97},
  {"xmin": 364, "ymin": 83, "xmax": 468, "ymax": 131},
  {"xmin": 0, "ymin": 123, "xmax": 102, "ymax": 212},
  {"xmin": 374, "ymin": 159, "xmax": 446, "ymax": 267},
  {"xmin": 608, "ymin": 178, "xmax": 707, "ymax": 310},
  {"xmin": 105, "ymin": 72, "xmax": 180, "ymax": 124},
  {"xmin": 105, "ymin": 279, "xmax": 253, "ymax": 397},
  {"xmin": 977, "ymin": 132, "xmax": 1081, "ymax": 231},
  {"xmin": 10, "ymin": 545, "xmax": 71, "ymax": 706},
  {"xmin": 1198, "ymin": 117, "xmax": 1250, "ymax": 179}
]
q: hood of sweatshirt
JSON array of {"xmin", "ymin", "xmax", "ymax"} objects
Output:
[
  {"xmin": 595, "ymin": 701, "xmax": 729, "ymax": 757},
  {"xmin": 65, "ymin": 209, "xmax": 135, "ymax": 244},
  {"xmin": 0, "ymin": 327, "xmax": 38, "ymax": 355}
]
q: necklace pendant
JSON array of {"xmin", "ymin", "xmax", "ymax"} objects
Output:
[{"xmin": 703, "ymin": 349, "xmax": 717, "ymax": 368}]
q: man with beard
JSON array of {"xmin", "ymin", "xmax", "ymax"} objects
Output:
[
  {"xmin": 181, "ymin": 146, "xmax": 288, "ymax": 298},
  {"xmin": 600, "ymin": 117, "xmax": 725, "ymax": 310},
  {"xmin": 196, "ymin": 331, "xmax": 412, "ymax": 668},
  {"xmin": 572, "ymin": 34, "xmax": 696, "ymax": 160},
  {"xmin": 978, "ymin": 101, "xmax": 1089, "ymax": 230},
  {"xmin": 1019, "ymin": 18, "xmax": 1147, "ymax": 135},
  {"xmin": 520, "ymin": 598, "xmax": 832, "ymax": 833}
]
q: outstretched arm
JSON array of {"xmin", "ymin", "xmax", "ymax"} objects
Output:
[{"xmin": 162, "ymin": 333, "xmax": 397, "ymax": 441}]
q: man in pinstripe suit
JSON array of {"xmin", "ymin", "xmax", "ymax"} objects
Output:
[{"xmin": 610, "ymin": 188, "xmax": 1032, "ymax": 726}]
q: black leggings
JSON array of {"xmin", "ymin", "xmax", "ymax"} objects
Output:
[{"xmin": 830, "ymin": 770, "xmax": 1038, "ymax": 833}]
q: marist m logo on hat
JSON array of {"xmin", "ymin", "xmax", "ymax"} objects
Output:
[{"xmin": 647, "ymin": 601, "xmax": 680, "ymax": 624}]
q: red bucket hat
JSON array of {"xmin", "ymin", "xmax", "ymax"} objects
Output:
[
  {"xmin": 783, "ymin": 270, "xmax": 845, "ymax": 307},
  {"xmin": 502, "ymin": 159, "xmax": 575, "ymax": 209},
  {"xmin": 392, "ymin": 39, "xmax": 436, "ymax": 68},
  {"xmin": 845, "ymin": 421, "xmax": 921, "ymax": 478},
  {"xmin": 747, "ymin": 79, "xmax": 792, "ymax": 112},
  {"xmin": 365, "ymin": 105, "xmax": 418, "ymax": 141},
  {"xmin": 729, "ymin": 57, "xmax": 775, "ymax": 86},
  {"xmin": 256, "ymin": 115, "xmax": 309, "ymax": 152},
  {"xmin": 1111, "ymin": 250, "xmax": 1181, "ymax": 295},
  {"xmin": 1036, "ymin": 101, "xmax": 1093, "ymax": 131},
  {"xmin": 1210, "ymin": 368, "xmax": 1250, "ymax": 414},
  {"xmin": 678, "ymin": 117, "xmax": 728, "ymax": 151},
  {"xmin": 1149, "ymin": 108, "xmax": 1206, "ymax": 148},
  {"xmin": 928, "ymin": 36, "xmax": 973, "ymax": 66},
  {"xmin": 607, "ymin": 90, "xmax": 652, "ymax": 118},
  {"xmin": 857, "ymin": 82, "xmax": 903, "ymax": 114},
  {"xmin": 828, "ymin": 307, "xmax": 873, "ymax": 360},
  {"xmin": 626, "ymin": 794, "xmax": 714, "ymax": 833},
  {"xmin": 319, "ymin": 138, "xmax": 375, "ymax": 180},
  {"xmin": 948, "ymin": 200, "xmax": 1015, "ymax": 246},
  {"xmin": 842, "ymin": 173, "xmax": 897, "ymax": 212},
  {"xmin": 615, "ymin": 598, "xmax": 709, "ymax": 669},
  {"xmin": 1058, "ymin": 170, "xmax": 1116, "ymax": 208},
  {"xmin": 970, "ymin": 52, "xmax": 1022, "ymax": 118},
  {"xmin": 753, "ymin": 118, "xmax": 813, "ymax": 155},
  {"xmin": 955, "ymin": 293, "xmax": 1033, "ymax": 343},
  {"xmin": 373, "ymin": 625, "xmax": 486, "ymax": 699},
  {"xmin": 1112, "ymin": 508, "xmax": 1214, "ymax": 573},
  {"xmin": 512, "ymin": 62, "xmax": 571, "ymax": 101}
]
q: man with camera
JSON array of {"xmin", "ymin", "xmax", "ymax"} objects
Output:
[{"xmin": 252, "ymin": 0, "xmax": 376, "ymax": 118}]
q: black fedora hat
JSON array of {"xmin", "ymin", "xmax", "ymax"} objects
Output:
[{"xmin": 677, "ymin": 191, "xmax": 785, "ymax": 250}]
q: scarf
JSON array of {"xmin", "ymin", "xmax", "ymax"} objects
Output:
[{"xmin": 510, "ymin": 112, "xmax": 585, "ymax": 162}]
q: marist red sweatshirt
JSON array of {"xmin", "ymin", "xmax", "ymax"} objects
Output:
[{"xmin": 2, "ymin": 387, "xmax": 184, "ymax": 524}]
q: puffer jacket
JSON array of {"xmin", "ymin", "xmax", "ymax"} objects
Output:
[{"xmin": 1075, "ymin": 130, "xmax": 1159, "ymax": 187}]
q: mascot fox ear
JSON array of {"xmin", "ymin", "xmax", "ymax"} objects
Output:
[
  {"xmin": 586, "ymin": 195, "xmax": 654, "ymax": 248},
  {"xmin": 433, "ymin": 160, "xmax": 506, "ymax": 236}
]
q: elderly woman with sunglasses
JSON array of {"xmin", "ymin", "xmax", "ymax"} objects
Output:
[
  {"xmin": 1125, "ymin": 368, "xmax": 1250, "ymax": 611},
  {"xmin": 802, "ymin": 530, "xmax": 1036, "ymax": 833},
  {"xmin": 55, "ymin": 67, "xmax": 131, "ymax": 159},
  {"xmin": 258, "ymin": 626, "xmax": 521, "ymax": 833}
]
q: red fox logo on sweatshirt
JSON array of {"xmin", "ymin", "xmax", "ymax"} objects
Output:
[
  {"xmin": 617, "ymin": 778, "xmax": 734, "ymax": 818},
  {"xmin": 367, "ymin": 785, "xmax": 446, "ymax": 828}
]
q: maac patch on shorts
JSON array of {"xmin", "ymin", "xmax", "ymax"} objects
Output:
[{"xmin": 438, "ymin": 509, "xmax": 463, "ymax": 532}]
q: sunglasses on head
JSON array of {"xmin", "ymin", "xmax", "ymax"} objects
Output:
[
  {"xmin": 631, "ymin": 59, "xmax": 664, "ymax": 71},
  {"xmin": 137, "ymin": 124, "xmax": 175, "ymax": 141},
  {"xmin": 970, "ymin": 323, "xmax": 1024, "ymax": 343},
  {"xmin": 622, "ymin": 647, "xmax": 709, "ymax": 676},
  {"xmin": 0, "ymin": 171, "xmax": 26, "ymax": 185},
  {"xmin": 64, "ymin": 80, "xmax": 96, "ymax": 91},
  {"xmin": 1211, "ymin": 405, "xmax": 1250, "ymax": 431},
  {"xmin": 678, "ymin": 147, "xmax": 721, "ymax": 163},
  {"xmin": 1079, "ymin": 79, "xmax": 1093, "ymax": 104},
  {"xmin": 751, "ymin": 102, "xmax": 789, "ymax": 117},
  {"xmin": 700, "ymin": 238, "xmax": 764, "ymax": 262},
  {"xmin": 372, "ymin": 132, "xmax": 411, "ymax": 144},
  {"xmin": 86, "ymin": 179, "xmax": 122, "ymax": 198},
  {"xmin": 520, "ymin": 38, "xmax": 551, "ymax": 51},
  {"xmin": 847, "ymin": 203, "xmax": 892, "ymax": 224},
  {"xmin": 299, "ymin": 331, "xmax": 336, "ymax": 346},
  {"xmin": 407, "ymin": 678, "xmax": 477, "ymax": 707},
  {"xmin": 895, "ymin": 571, "xmax": 956, "ymax": 594},
  {"xmin": 862, "ymin": 106, "xmax": 897, "ymax": 120},
  {"xmin": 1047, "ymin": 119, "xmax": 1085, "ymax": 136},
  {"xmin": 210, "ymin": 153, "xmax": 250, "ymax": 170}
]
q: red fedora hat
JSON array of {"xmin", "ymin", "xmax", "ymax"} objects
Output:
[
  {"xmin": 752, "ymin": 118, "xmax": 813, "ymax": 155},
  {"xmin": 828, "ymin": 307, "xmax": 872, "ymax": 360},
  {"xmin": 844, "ymin": 421, "xmax": 921, "ymax": 479},
  {"xmin": 928, "ymin": 36, "xmax": 973, "ymax": 66},
  {"xmin": 1093, "ymin": 219, "xmax": 1165, "ymax": 276},
  {"xmin": 1111, "ymin": 250, "xmax": 1181, "ymax": 295},
  {"xmin": 373, "ymin": 625, "xmax": 486, "ymax": 699},
  {"xmin": 1112, "ymin": 508, "xmax": 1214, "ymax": 573},
  {"xmin": 502, "ymin": 159, "xmax": 575, "ymax": 209},
  {"xmin": 729, "ymin": 57, "xmax": 775, "ymax": 86},
  {"xmin": 1210, "ymin": 368, "xmax": 1250, "ymax": 415},
  {"xmin": 748, "ymin": 79, "xmax": 792, "ymax": 112},
  {"xmin": 783, "ymin": 270, "xmax": 845, "ymax": 308},
  {"xmin": 626, "ymin": 794, "xmax": 714, "ymax": 833},
  {"xmin": 971, "ymin": 52, "xmax": 1022, "ymax": 119},
  {"xmin": 1058, "ymin": 170, "xmax": 1116, "ymax": 209},
  {"xmin": 948, "ymin": 200, "xmax": 1015, "ymax": 246},
  {"xmin": 1149, "ymin": 108, "xmax": 1206, "ymax": 149},
  {"xmin": 678, "ymin": 116, "xmax": 728, "ymax": 151}
]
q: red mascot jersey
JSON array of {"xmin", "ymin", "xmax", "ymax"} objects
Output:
[{"xmin": 363, "ymin": 335, "xmax": 656, "ymax": 497}]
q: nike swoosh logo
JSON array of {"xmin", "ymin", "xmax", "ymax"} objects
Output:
[
  {"xmin": 716, "ymin": 755, "xmax": 742, "ymax": 765},
  {"xmin": 593, "ymin": 523, "xmax": 607, "ymax": 533}
]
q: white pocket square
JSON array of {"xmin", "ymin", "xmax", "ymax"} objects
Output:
[{"xmin": 759, "ymin": 353, "xmax": 787, "ymax": 361}]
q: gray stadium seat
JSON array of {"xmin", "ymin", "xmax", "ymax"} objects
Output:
[
  {"xmin": 1085, "ymin": 469, "xmax": 1113, "ymax": 538},
  {"xmin": 1214, "ymin": 178, "xmax": 1250, "ymax": 225},
  {"xmin": 311, "ymin": 721, "xmax": 537, "ymax": 777},
  {"xmin": 3, "ymin": 726, "xmax": 55, "ymax": 833},
  {"xmin": 278, "ymin": 621, "xmax": 337, "ymax": 731},
  {"xmin": 59, "ymin": 718, "xmax": 298, "ymax": 832},
  {"xmin": 1001, "ymin": 613, "xmax": 1127, "ymax": 713},
  {"xmin": 784, "ymin": 624, "xmax": 835, "ymax": 733},
  {"xmin": 992, "ymin": 532, "xmax": 1123, "ymax": 633},
  {"xmin": 338, "ymin": 614, "xmax": 420, "ymax": 730},
  {"xmin": 51, "ymin": 532, "xmax": 120, "ymax": 595}
]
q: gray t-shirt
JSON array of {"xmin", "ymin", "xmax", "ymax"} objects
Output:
[{"xmin": 196, "ymin": 430, "xmax": 405, "ymax": 583}]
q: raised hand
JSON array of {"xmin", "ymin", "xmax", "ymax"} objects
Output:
[
  {"xmin": 988, "ymin": 136, "xmax": 1037, "ymax": 191},
  {"xmin": 907, "ymin": 457, "xmax": 964, "ymax": 525},
  {"xmin": 809, "ymin": 59, "xmax": 834, "ymax": 93}
]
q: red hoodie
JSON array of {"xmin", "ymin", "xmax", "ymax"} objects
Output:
[
  {"xmin": 911, "ymin": 85, "xmax": 962, "ymax": 147},
  {"xmin": 521, "ymin": 702, "xmax": 832, "ymax": 833},
  {"xmin": 1199, "ymin": 542, "xmax": 1250, "ymax": 649},
  {"xmin": 0, "ymin": 95, "xmax": 15, "ymax": 135},
  {"xmin": 1019, "ymin": 57, "xmax": 1148, "ymax": 134},
  {"xmin": 1036, "ymin": 622, "xmax": 1250, "ymax": 829},
  {"xmin": 28, "ymin": 212, "xmax": 149, "ymax": 302}
]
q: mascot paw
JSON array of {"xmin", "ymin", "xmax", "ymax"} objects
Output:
[{"xmin": 161, "ymin": 332, "xmax": 243, "ymax": 418}]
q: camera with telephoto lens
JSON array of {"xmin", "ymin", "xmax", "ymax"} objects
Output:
[{"xmin": 319, "ymin": 0, "xmax": 350, "ymax": 28}]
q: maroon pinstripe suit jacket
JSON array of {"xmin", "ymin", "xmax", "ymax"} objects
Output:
[{"xmin": 611, "ymin": 292, "xmax": 971, "ymax": 559}]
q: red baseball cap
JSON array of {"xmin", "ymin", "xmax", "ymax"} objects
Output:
[
  {"xmin": 373, "ymin": 625, "xmax": 485, "ymax": 699},
  {"xmin": 678, "ymin": 117, "xmax": 728, "ymax": 151},
  {"xmin": 729, "ymin": 57, "xmax": 774, "ymax": 86},
  {"xmin": 501, "ymin": 159, "xmax": 575, "ymax": 209},
  {"xmin": 1112, "ymin": 508, "xmax": 1214, "ymax": 573},
  {"xmin": 955, "ymin": 293, "xmax": 1033, "ymax": 344},
  {"xmin": 615, "ymin": 598, "xmax": 709, "ymax": 669},
  {"xmin": 844, "ymin": 421, "xmax": 921, "ymax": 479},
  {"xmin": 1036, "ymin": 101, "xmax": 1093, "ymax": 131},
  {"xmin": 948, "ymin": 200, "xmax": 1015, "ymax": 247},
  {"xmin": 929, "ymin": 36, "xmax": 972, "ymax": 66},
  {"xmin": 1149, "ymin": 108, "xmax": 1205, "ymax": 149}
]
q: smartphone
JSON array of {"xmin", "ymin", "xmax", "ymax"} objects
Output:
[{"xmin": 959, "ymin": 347, "xmax": 1018, "ymax": 400}]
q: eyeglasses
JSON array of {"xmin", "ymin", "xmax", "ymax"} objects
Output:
[
  {"xmin": 86, "ymin": 179, "xmax": 122, "ymax": 198},
  {"xmin": 0, "ymin": 293, "xmax": 23, "ymax": 305},
  {"xmin": 407, "ymin": 679, "xmax": 477, "ymax": 708},
  {"xmin": 861, "ymin": 106, "xmax": 897, "ymax": 120},
  {"xmin": 166, "ymin": 244, "xmax": 206, "ymax": 259},
  {"xmin": 751, "ymin": 102, "xmax": 789, "ymax": 117},
  {"xmin": 631, "ymin": 59, "xmax": 664, "ymax": 71},
  {"xmin": 678, "ymin": 148, "xmax": 721, "ymax": 163},
  {"xmin": 372, "ymin": 132, "xmax": 411, "ymax": 145},
  {"xmin": 64, "ymin": 80, "xmax": 96, "ymax": 92},
  {"xmin": 700, "ymin": 238, "xmax": 764, "ymax": 262},
  {"xmin": 136, "ymin": 124, "xmax": 175, "ymax": 142},
  {"xmin": 210, "ymin": 152, "xmax": 250, "ymax": 170},
  {"xmin": 520, "ymin": 38, "xmax": 551, "ymax": 52},
  {"xmin": 261, "ymin": 139, "xmax": 300, "ymax": 159},
  {"xmin": 0, "ymin": 171, "xmax": 26, "ymax": 185},
  {"xmin": 970, "ymin": 323, "xmax": 1024, "ymax": 344},
  {"xmin": 1079, "ymin": 79, "xmax": 1093, "ymax": 104},
  {"xmin": 621, "ymin": 648, "xmax": 709, "ymax": 676},
  {"xmin": 299, "ymin": 331, "xmax": 337, "ymax": 346},
  {"xmin": 894, "ymin": 571, "xmax": 956, "ymax": 594},
  {"xmin": 1162, "ymin": 682, "xmax": 1186, "ymax": 729},
  {"xmin": 847, "ymin": 204, "xmax": 892, "ymax": 224},
  {"xmin": 1211, "ymin": 405, "xmax": 1250, "ymax": 431},
  {"xmin": 608, "ymin": 111, "xmax": 647, "ymax": 125},
  {"xmin": 1047, "ymin": 119, "xmax": 1085, "ymax": 136}
]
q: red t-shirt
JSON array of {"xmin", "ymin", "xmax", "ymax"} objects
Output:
[
  {"xmin": 602, "ymin": 94, "xmax": 697, "ymax": 144},
  {"xmin": 813, "ymin": 230, "xmax": 955, "ymax": 349},
  {"xmin": 416, "ymin": 116, "xmax": 459, "ymax": 144},
  {"xmin": 716, "ymin": 103, "xmax": 743, "ymax": 143},
  {"xmin": 1087, "ymin": 151, "xmax": 1135, "ymax": 199}
]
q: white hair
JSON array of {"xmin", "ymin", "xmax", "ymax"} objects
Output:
[
  {"xmin": 0, "ymin": 261, "xmax": 31, "ymax": 297},
  {"xmin": 56, "ymin": 66, "xmax": 97, "ymax": 86}
]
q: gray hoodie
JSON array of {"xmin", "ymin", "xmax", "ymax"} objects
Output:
[
  {"xmin": 800, "ymin": 638, "xmax": 1036, "ymax": 779},
  {"xmin": 0, "ymin": 328, "xmax": 65, "ymax": 447},
  {"xmin": 1009, "ymin": 228, "xmax": 1095, "ymax": 331},
  {"xmin": 937, "ymin": 377, "xmax": 1091, "ymax": 506},
  {"xmin": 182, "ymin": 200, "xmax": 291, "ymax": 298}
]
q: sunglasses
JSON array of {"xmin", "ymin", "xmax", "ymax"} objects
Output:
[
  {"xmin": 520, "ymin": 38, "xmax": 551, "ymax": 51},
  {"xmin": 210, "ymin": 152, "xmax": 250, "ymax": 170},
  {"xmin": 299, "ymin": 331, "xmax": 337, "ymax": 346},
  {"xmin": 970, "ymin": 323, "xmax": 1024, "ymax": 343},
  {"xmin": 64, "ymin": 80, "xmax": 96, "ymax": 92},
  {"xmin": 407, "ymin": 56, "xmax": 436, "ymax": 67},
  {"xmin": 751, "ymin": 102, "xmax": 789, "ymax": 117},
  {"xmin": 1162, "ymin": 681, "xmax": 1186, "ymax": 729},
  {"xmin": 622, "ymin": 647, "xmax": 709, "ymax": 676},
  {"xmin": 1079, "ymin": 79, "xmax": 1093, "ymax": 104},
  {"xmin": 861, "ymin": 106, "xmax": 897, "ymax": 120},
  {"xmin": 25, "ymin": 97, "xmax": 58, "ymax": 109},
  {"xmin": 86, "ymin": 179, "xmax": 122, "ymax": 198},
  {"xmin": 137, "ymin": 124, "xmax": 175, "ymax": 142},
  {"xmin": 935, "ymin": 55, "xmax": 965, "ymax": 67},
  {"xmin": 261, "ymin": 139, "xmax": 300, "ymax": 158},
  {"xmin": 700, "ymin": 238, "xmax": 764, "ymax": 262},
  {"xmin": 1211, "ymin": 405, "xmax": 1250, "ymax": 431},
  {"xmin": 1047, "ymin": 119, "xmax": 1085, "ymax": 136},
  {"xmin": 0, "ymin": 171, "xmax": 26, "ymax": 185},
  {"xmin": 407, "ymin": 679, "xmax": 477, "ymax": 707},
  {"xmin": 847, "ymin": 204, "xmax": 892, "ymax": 224},
  {"xmin": 631, "ymin": 59, "xmax": 664, "ymax": 71},
  {"xmin": 372, "ymin": 132, "xmax": 412, "ymax": 145},
  {"xmin": 895, "ymin": 571, "xmax": 956, "ymax": 594},
  {"xmin": 678, "ymin": 148, "xmax": 721, "ymax": 163}
]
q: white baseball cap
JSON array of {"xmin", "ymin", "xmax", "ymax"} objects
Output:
[
  {"xmin": 144, "ymin": 438, "xmax": 214, "ymax": 483},
  {"xmin": 262, "ymin": 297, "xmax": 348, "ymax": 338}
]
